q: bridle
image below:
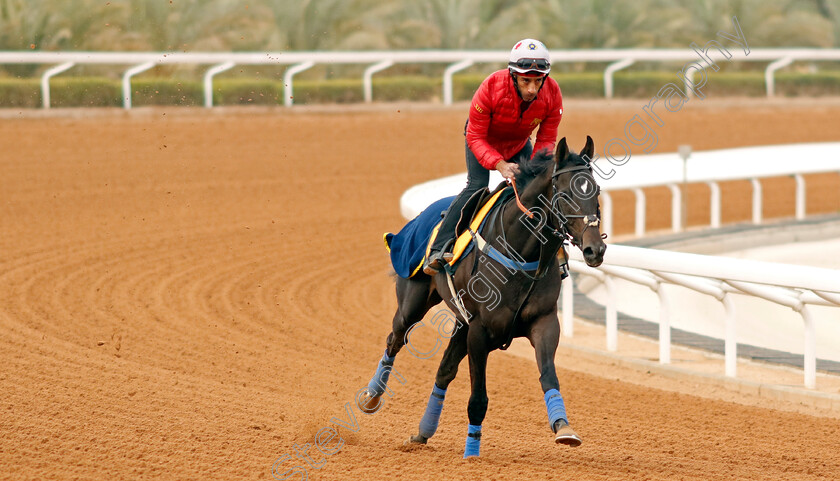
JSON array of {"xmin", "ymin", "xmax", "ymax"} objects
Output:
[
  {"xmin": 544, "ymin": 163, "xmax": 603, "ymax": 249},
  {"xmin": 487, "ymin": 161, "xmax": 605, "ymax": 349},
  {"xmin": 496, "ymin": 161, "xmax": 604, "ymax": 283}
]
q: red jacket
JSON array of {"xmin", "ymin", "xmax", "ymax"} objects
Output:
[{"xmin": 466, "ymin": 70, "xmax": 563, "ymax": 169}]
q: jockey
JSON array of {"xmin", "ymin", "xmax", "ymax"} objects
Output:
[{"xmin": 423, "ymin": 38, "xmax": 564, "ymax": 275}]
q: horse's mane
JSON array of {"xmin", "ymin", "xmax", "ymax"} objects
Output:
[
  {"xmin": 514, "ymin": 147, "xmax": 588, "ymax": 188},
  {"xmin": 513, "ymin": 149, "xmax": 554, "ymax": 187}
]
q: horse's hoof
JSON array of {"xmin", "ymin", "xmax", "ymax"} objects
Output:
[
  {"xmin": 398, "ymin": 437, "xmax": 427, "ymax": 452},
  {"xmin": 554, "ymin": 420, "xmax": 582, "ymax": 447},
  {"xmin": 356, "ymin": 389, "xmax": 382, "ymax": 414},
  {"xmin": 407, "ymin": 434, "xmax": 428, "ymax": 445}
]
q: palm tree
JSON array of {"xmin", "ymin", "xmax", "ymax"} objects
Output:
[
  {"xmin": 262, "ymin": 0, "xmax": 391, "ymax": 51},
  {"xmin": 534, "ymin": 0, "xmax": 678, "ymax": 50},
  {"xmin": 0, "ymin": 0, "xmax": 121, "ymax": 76},
  {"xmin": 677, "ymin": 0, "xmax": 832, "ymax": 48},
  {"xmin": 813, "ymin": 0, "xmax": 840, "ymax": 47},
  {"xmin": 116, "ymin": 0, "xmax": 266, "ymax": 51},
  {"xmin": 382, "ymin": 0, "xmax": 532, "ymax": 49},
  {"xmin": 0, "ymin": 0, "xmax": 116, "ymax": 51}
]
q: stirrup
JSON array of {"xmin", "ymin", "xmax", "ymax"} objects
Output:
[
  {"xmin": 423, "ymin": 251, "xmax": 454, "ymax": 275},
  {"xmin": 423, "ymin": 239, "xmax": 455, "ymax": 275}
]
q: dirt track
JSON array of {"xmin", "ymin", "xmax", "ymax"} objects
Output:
[{"xmin": 1, "ymin": 99, "xmax": 840, "ymax": 480}]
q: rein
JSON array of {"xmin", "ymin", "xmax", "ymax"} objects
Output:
[
  {"xmin": 508, "ymin": 177, "xmax": 534, "ymax": 219},
  {"xmin": 496, "ymin": 162, "xmax": 601, "ymax": 350},
  {"xmin": 447, "ymin": 160, "xmax": 605, "ymax": 350},
  {"xmin": 497, "ymin": 163, "xmax": 602, "ymax": 279}
]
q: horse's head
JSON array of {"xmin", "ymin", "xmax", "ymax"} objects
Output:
[{"xmin": 546, "ymin": 136, "xmax": 607, "ymax": 267}]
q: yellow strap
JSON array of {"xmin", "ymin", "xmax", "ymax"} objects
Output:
[
  {"xmin": 448, "ymin": 188, "xmax": 507, "ymax": 266},
  {"xmin": 383, "ymin": 232, "xmax": 392, "ymax": 253},
  {"xmin": 406, "ymin": 222, "xmax": 441, "ymax": 278}
]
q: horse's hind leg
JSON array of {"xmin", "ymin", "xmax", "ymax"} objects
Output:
[
  {"xmin": 408, "ymin": 318, "xmax": 468, "ymax": 445},
  {"xmin": 358, "ymin": 277, "xmax": 441, "ymax": 414},
  {"xmin": 528, "ymin": 313, "xmax": 582, "ymax": 447}
]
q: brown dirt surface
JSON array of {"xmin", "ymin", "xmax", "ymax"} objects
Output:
[{"xmin": 2, "ymin": 98, "xmax": 840, "ymax": 480}]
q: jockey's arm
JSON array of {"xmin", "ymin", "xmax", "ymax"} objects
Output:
[
  {"xmin": 465, "ymin": 79, "xmax": 505, "ymax": 171},
  {"xmin": 532, "ymin": 81, "xmax": 563, "ymax": 157}
]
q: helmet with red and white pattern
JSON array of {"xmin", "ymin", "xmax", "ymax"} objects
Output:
[{"xmin": 508, "ymin": 39, "xmax": 551, "ymax": 77}]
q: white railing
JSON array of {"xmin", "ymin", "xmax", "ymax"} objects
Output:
[
  {"xmin": 2, "ymin": 48, "xmax": 840, "ymax": 109},
  {"xmin": 564, "ymin": 244, "xmax": 840, "ymax": 389},
  {"xmin": 401, "ymin": 142, "xmax": 840, "ymax": 236},
  {"xmin": 593, "ymin": 142, "xmax": 840, "ymax": 236},
  {"xmin": 399, "ymin": 143, "xmax": 840, "ymax": 389}
]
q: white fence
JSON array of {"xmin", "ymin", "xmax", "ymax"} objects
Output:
[
  {"xmin": 565, "ymin": 245, "xmax": 840, "ymax": 389},
  {"xmin": 400, "ymin": 143, "xmax": 840, "ymax": 389},
  {"xmin": 594, "ymin": 142, "xmax": 840, "ymax": 237},
  {"xmin": 402, "ymin": 142, "xmax": 840, "ymax": 238},
  {"xmin": 2, "ymin": 48, "xmax": 840, "ymax": 109}
]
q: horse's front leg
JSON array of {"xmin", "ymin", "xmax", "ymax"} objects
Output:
[
  {"xmin": 359, "ymin": 277, "xmax": 440, "ymax": 414},
  {"xmin": 408, "ymin": 319, "xmax": 469, "ymax": 445},
  {"xmin": 528, "ymin": 313, "xmax": 582, "ymax": 447},
  {"xmin": 463, "ymin": 322, "xmax": 491, "ymax": 458}
]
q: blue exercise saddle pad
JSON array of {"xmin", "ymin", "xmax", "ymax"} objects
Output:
[{"xmin": 384, "ymin": 196, "xmax": 455, "ymax": 278}]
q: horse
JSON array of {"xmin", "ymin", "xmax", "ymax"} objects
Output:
[{"xmin": 359, "ymin": 136, "xmax": 607, "ymax": 458}]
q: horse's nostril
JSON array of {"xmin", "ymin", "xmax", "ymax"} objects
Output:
[{"xmin": 583, "ymin": 247, "xmax": 594, "ymax": 258}]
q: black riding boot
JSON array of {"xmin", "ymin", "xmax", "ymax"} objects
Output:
[
  {"xmin": 422, "ymin": 194, "xmax": 471, "ymax": 275},
  {"xmin": 423, "ymin": 140, "xmax": 531, "ymax": 275}
]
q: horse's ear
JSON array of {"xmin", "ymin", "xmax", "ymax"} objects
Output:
[
  {"xmin": 581, "ymin": 135, "xmax": 594, "ymax": 161},
  {"xmin": 555, "ymin": 137, "xmax": 569, "ymax": 164}
]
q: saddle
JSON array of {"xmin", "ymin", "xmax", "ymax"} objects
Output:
[
  {"xmin": 434, "ymin": 183, "xmax": 513, "ymax": 269},
  {"xmin": 454, "ymin": 185, "xmax": 498, "ymax": 238},
  {"xmin": 444, "ymin": 182, "xmax": 570, "ymax": 280},
  {"xmin": 383, "ymin": 183, "xmax": 520, "ymax": 279}
]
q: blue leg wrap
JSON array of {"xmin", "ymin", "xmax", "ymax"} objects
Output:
[
  {"xmin": 417, "ymin": 384, "xmax": 447, "ymax": 438},
  {"xmin": 463, "ymin": 424, "xmax": 482, "ymax": 458},
  {"xmin": 366, "ymin": 350, "xmax": 396, "ymax": 397},
  {"xmin": 544, "ymin": 389, "xmax": 568, "ymax": 429}
]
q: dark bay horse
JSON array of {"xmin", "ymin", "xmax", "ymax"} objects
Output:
[{"xmin": 360, "ymin": 137, "xmax": 606, "ymax": 457}]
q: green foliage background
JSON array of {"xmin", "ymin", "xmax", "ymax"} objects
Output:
[
  {"xmin": 1, "ymin": 0, "xmax": 840, "ymax": 105},
  {"xmin": 3, "ymin": 0, "xmax": 839, "ymax": 54}
]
